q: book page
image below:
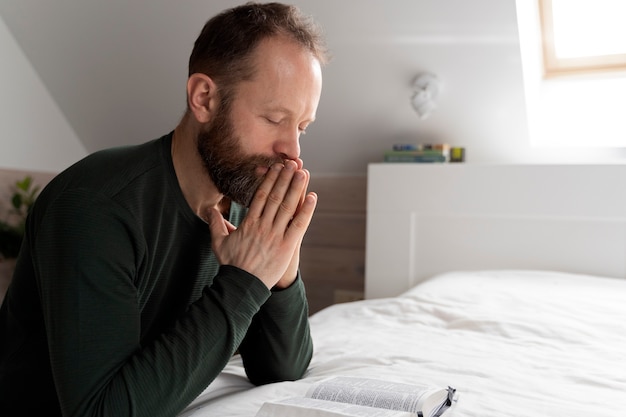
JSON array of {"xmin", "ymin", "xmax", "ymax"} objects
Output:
[
  {"xmin": 256, "ymin": 397, "xmax": 416, "ymax": 417},
  {"xmin": 305, "ymin": 377, "xmax": 437, "ymax": 415}
]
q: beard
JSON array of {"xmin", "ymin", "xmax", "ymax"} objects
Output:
[{"xmin": 196, "ymin": 103, "xmax": 282, "ymax": 207}]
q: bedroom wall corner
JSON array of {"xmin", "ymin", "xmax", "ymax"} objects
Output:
[{"xmin": 0, "ymin": 14, "xmax": 87, "ymax": 173}]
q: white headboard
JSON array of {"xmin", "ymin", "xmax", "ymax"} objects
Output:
[{"xmin": 365, "ymin": 163, "xmax": 626, "ymax": 299}]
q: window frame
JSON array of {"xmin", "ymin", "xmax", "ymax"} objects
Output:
[{"xmin": 539, "ymin": 0, "xmax": 626, "ymax": 77}]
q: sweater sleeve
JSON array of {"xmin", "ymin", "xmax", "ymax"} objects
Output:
[
  {"xmin": 32, "ymin": 190, "xmax": 270, "ymax": 417},
  {"xmin": 238, "ymin": 272, "xmax": 313, "ymax": 385},
  {"xmin": 225, "ymin": 202, "xmax": 313, "ymax": 385}
]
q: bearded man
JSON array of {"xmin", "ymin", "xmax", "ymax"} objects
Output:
[{"xmin": 0, "ymin": 3, "xmax": 329, "ymax": 417}]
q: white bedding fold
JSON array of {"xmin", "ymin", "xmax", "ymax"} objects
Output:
[{"xmin": 180, "ymin": 270, "xmax": 626, "ymax": 417}]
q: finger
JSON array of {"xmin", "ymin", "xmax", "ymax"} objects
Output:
[
  {"xmin": 296, "ymin": 169, "xmax": 311, "ymax": 213},
  {"xmin": 223, "ymin": 218, "xmax": 237, "ymax": 233},
  {"xmin": 293, "ymin": 168, "xmax": 310, "ymax": 210},
  {"xmin": 272, "ymin": 168, "xmax": 309, "ymax": 229},
  {"xmin": 260, "ymin": 159, "xmax": 300, "ymax": 221},
  {"xmin": 284, "ymin": 192, "xmax": 317, "ymax": 243},
  {"xmin": 247, "ymin": 162, "xmax": 283, "ymax": 219},
  {"xmin": 206, "ymin": 207, "xmax": 229, "ymax": 245}
]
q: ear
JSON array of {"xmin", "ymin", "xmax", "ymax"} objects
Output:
[{"xmin": 186, "ymin": 73, "xmax": 219, "ymax": 124}]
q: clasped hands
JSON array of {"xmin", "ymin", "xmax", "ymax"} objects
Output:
[{"xmin": 207, "ymin": 159, "xmax": 317, "ymax": 289}]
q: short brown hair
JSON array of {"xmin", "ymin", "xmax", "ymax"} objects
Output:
[{"xmin": 189, "ymin": 2, "xmax": 329, "ymax": 103}]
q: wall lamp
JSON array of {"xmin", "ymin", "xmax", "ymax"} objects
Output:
[{"xmin": 410, "ymin": 72, "xmax": 441, "ymax": 119}]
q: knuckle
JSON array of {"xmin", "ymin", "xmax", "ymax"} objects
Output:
[
  {"xmin": 254, "ymin": 188, "xmax": 270, "ymax": 203},
  {"xmin": 240, "ymin": 216, "xmax": 255, "ymax": 228},
  {"xmin": 279, "ymin": 201, "xmax": 293, "ymax": 215},
  {"xmin": 289, "ymin": 216, "xmax": 307, "ymax": 230},
  {"xmin": 255, "ymin": 223, "xmax": 271, "ymax": 237},
  {"xmin": 267, "ymin": 191, "xmax": 283, "ymax": 205}
]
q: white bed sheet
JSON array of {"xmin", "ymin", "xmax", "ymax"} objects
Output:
[{"xmin": 180, "ymin": 270, "xmax": 626, "ymax": 417}]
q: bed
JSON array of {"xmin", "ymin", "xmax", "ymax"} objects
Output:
[{"xmin": 178, "ymin": 164, "xmax": 626, "ymax": 417}]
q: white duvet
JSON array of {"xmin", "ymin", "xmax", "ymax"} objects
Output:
[{"xmin": 180, "ymin": 270, "xmax": 626, "ymax": 417}]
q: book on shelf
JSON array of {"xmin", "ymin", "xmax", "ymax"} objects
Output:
[
  {"xmin": 392, "ymin": 143, "xmax": 450, "ymax": 153},
  {"xmin": 384, "ymin": 150, "xmax": 447, "ymax": 163},
  {"xmin": 255, "ymin": 376, "xmax": 457, "ymax": 417}
]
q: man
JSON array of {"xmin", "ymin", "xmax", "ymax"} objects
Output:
[{"xmin": 0, "ymin": 2, "xmax": 329, "ymax": 416}]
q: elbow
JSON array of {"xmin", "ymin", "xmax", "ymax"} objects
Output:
[
  {"xmin": 245, "ymin": 344, "xmax": 312, "ymax": 386},
  {"xmin": 247, "ymin": 364, "xmax": 309, "ymax": 386}
]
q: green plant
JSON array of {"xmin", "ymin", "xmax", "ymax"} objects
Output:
[{"xmin": 0, "ymin": 176, "xmax": 40, "ymax": 259}]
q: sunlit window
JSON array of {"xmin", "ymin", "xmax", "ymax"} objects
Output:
[
  {"xmin": 539, "ymin": 0, "xmax": 626, "ymax": 77},
  {"xmin": 516, "ymin": 0, "xmax": 626, "ymax": 150}
]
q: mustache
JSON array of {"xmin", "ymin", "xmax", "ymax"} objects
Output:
[
  {"xmin": 214, "ymin": 155, "xmax": 285, "ymax": 207},
  {"xmin": 256, "ymin": 155, "xmax": 286, "ymax": 169}
]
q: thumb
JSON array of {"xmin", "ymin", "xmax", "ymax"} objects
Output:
[{"xmin": 206, "ymin": 207, "xmax": 230, "ymax": 242}]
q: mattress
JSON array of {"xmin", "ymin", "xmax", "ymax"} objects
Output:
[{"xmin": 179, "ymin": 270, "xmax": 626, "ymax": 416}]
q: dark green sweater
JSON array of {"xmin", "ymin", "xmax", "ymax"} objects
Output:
[{"xmin": 0, "ymin": 133, "xmax": 313, "ymax": 417}]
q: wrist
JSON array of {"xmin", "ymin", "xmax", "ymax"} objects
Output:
[{"xmin": 273, "ymin": 272, "xmax": 298, "ymax": 290}]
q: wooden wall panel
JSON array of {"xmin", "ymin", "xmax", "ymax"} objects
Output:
[
  {"xmin": 300, "ymin": 247, "xmax": 364, "ymax": 314},
  {"xmin": 0, "ymin": 170, "xmax": 368, "ymax": 314},
  {"xmin": 304, "ymin": 212, "xmax": 365, "ymax": 249},
  {"xmin": 301, "ymin": 175, "xmax": 367, "ymax": 314}
]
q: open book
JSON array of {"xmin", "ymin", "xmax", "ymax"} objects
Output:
[{"xmin": 255, "ymin": 376, "xmax": 457, "ymax": 417}]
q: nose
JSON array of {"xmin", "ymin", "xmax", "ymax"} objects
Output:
[{"xmin": 274, "ymin": 127, "xmax": 301, "ymax": 162}]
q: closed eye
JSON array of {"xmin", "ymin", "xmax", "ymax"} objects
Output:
[{"xmin": 263, "ymin": 115, "xmax": 312, "ymax": 135}]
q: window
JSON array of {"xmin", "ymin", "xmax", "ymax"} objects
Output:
[
  {"xmin": 516, "ymin": 0, "xmax": 626, "ymax": 150},
  {"xmin": 539, "ymin": 0, "xmax": 626, "ymax": 77}
]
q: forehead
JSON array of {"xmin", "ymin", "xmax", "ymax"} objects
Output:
[{"xmin": 239, "ymin": 36, "xmax": 322, "ymax": 107}]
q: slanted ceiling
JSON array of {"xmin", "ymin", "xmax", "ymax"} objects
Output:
[{"xmin": 0, "ymin": 0, "xmax": 525, "ymax": 175}]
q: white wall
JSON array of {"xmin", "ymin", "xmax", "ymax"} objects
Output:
[
  {"xmin": 0, "ymin": 15, "xmax": 86, "ymax": 173},
  {"xmin": 2, "ymin": 0, "xmax": 624, "ymax": 176},
  {"xmin": 0, "ymin": 0, "xmax": 542, "ymax": 176},
  {"xmin": 286, "ymin": 0, "xmax": 535, "ymax": 173}
]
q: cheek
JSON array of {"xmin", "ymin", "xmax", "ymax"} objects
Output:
[
  {"xmin": 237, "ymin": 121, "xmax": 278, "ymax": 156},
  {"xmin": 227, "ymin": 101, "xmax": 277, "ymax": 156}
]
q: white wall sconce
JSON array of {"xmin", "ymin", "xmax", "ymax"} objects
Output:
[{"xmin": 410, "ymin": 72, "xmax": 441, "ymax": 119}]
